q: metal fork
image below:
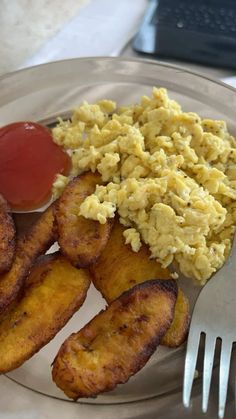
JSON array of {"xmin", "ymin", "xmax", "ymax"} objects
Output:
[{"xmin": 183, "ymin": 236, "xmax": 236, "ymax": 418}]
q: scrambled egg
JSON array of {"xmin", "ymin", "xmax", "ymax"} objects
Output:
[{"xmin": 52, "ymin": 88, "xmax": 236, "ymax": 284}]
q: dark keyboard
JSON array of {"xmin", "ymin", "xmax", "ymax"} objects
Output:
[
  {"xmin": 133, "ymin": 0, "xmax": 236, "ymax": 69},
  {"xmin": 151, "ymin": 0, "xmax": 236, "ymax": 35}
]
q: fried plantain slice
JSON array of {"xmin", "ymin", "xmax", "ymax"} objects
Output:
[
  {"xmin": 56, "ymin": 171, "xmax": 112, "ymax": 268},
  {"xmin": 52, "ymin": 279, "xmax": 177, "ymax": 400},
  {"xmin": 90, "ymin": 219, "xmax": 171, "ymax": 303},
  {"xmin": 160, "ymin": 288, "xmax": 190, "ymax": 347},
  {"xmin": 0, "ymin": 194, "xmax": 15, "ymax": 274},
  {"xmin": 0, "ymin": 205, "xmax": 56, "ymax": 315},
  {"xmin": 0, "ymin": 253, "xmax": 91, "ymax": 373},
  {"xmin": 90, "ymin": 219, "xmax": 190, "ymax": 347}
]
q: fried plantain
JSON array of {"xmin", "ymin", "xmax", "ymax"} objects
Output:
[
  {"xmin": 0, "ymin": 253, "xmax": 91, "ymax": 373},
  {"xmin": 56, "ymin": 171, "xmax": 112, "ymax": 268},
  {"xmin": 52, "ymin": 279, "xmax": 177, "ymax": 400},
  {"xmin": 0, "ymin": 194, "xmax": 15, "ymax": 274},
  {"xmin": 90, "ymin": 219, "xmax": 171, "ymax": 303},
  {"xmin": 0, "ymin": 205, "xmax": 56, "ymax": 315},
  {"xmin": 90, "ymin": 219, "xmax": 190, "ymax": 347},
  {"xmin": 160, "ymin": 288, "xmax": 190, "ymax": 347}
]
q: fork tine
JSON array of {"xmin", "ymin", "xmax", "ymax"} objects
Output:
[
  {"xmin": 218, "ymin": 340, "xmax": 232, "ymax": 419},
  {"xmin": 183, "ymin": 328, "xmax": 201, "ymax": 408},
  {"xmin": 235, "ymin": 377, "xmax": 236, "ymax": 413},
  {"xmin": 202, "ymin": 334, "xmax": 216, "ymax": 413}
]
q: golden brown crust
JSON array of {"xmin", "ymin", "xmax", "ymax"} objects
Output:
[
  {"xmin": 161, "ymin": 288, "xmax": 190, "ymax": 347},
  {"xmin": 0, "ymin": 204, "xmax": 56, "ymax": 315},
  {"xmin": 0, "ymin": 253, "xmax": 91, "ymax": 373},
  {"xmin": 90, "ymin": 219, "xmax": 190, "ymax": 348},
  {"xmin": 0, "ymin": 194, "xmax": 15, "ymax": 274},
  {"xmin": 52, "ymin": 279, "xmax": 177, "ymax": 400},
  {"xmin": 90, "ymin": 219, "xmax": 171, "ymax": 303},
  {"xmin": 56, "ymin": 171, "xmax": 113, "ymax": 268}
]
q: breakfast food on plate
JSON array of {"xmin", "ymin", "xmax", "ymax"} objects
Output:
[
  {"xmin": 56, "ymin": 171, "xmax": 113, "ymax": 268},
  {"xmin": 90, "ymin": 218, "xmax": 190, "ymax": 347},
  {"xmin": 52, "ymin": 279, "xmax": 177, "ymax": 400},
  {"xmin": 0, "ymin": 86, "xmax": 235, "ymax": 399},
  {"xmin": 0, "ymin": 194, "xmax": 15, "ymax": 274},
  {"xmin": 0, "ymin": 204, "xmax": 56, "ymax": 315},
  {"xmin": 0, "ymin": 253, "xmax": 90, "ymax": 373},
  {"xmin": 52, "ymin": 88, "xmax": 236, "ymax": 284},
  {"xmin": 0, "ymin": 122, "xmax": 71, "ymax": 211},
  {"xmin": 90, "ymin": 218, "xmax": 171, "ymax": 302}
]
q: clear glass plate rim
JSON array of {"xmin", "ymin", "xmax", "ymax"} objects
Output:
[
  {"xmin": 1, "ymin": 55, "xmax": 236, "ymax": 96},
  {"xmin": 0, "ymin": 56, "xmax": 234, "ymax": 412}
]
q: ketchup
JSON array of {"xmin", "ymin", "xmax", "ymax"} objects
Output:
[{"xmin": 0, "ymin": 122, "xmax": 71, "ymax": 211}]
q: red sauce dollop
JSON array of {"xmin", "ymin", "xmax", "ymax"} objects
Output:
[{"xmin": 0, "ymin": 122, "xmax": 71, "ymax": 211}]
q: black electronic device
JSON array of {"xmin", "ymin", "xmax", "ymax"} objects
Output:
[{"xmin": 133, "ymin": 0, "xmax": 236, "ymax": 69}]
